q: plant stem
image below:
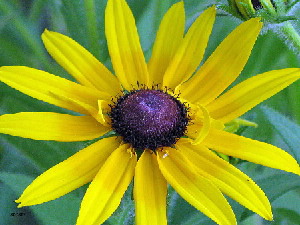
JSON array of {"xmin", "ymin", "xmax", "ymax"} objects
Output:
[{"xmin": 280, "ymin": 21, "xmax": 300, "ymax": 55}]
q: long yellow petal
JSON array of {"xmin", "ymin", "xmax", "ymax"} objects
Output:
[
  {"xmin": 207, "ymin": 68, "xmax": 300, "ymax": 123},
  {"xmin": 176, "ymin": 139, "xmax": 272, "ymax": 220},
  {"xmin": 203, "ymin": 128, "xmax": 300, "ymax": 175},
  {"xmin": 77, "ymin": 144, "xmax": 137, "ymax": 225},
  {"xmin": 134, "ymin": 150, "xmax": 167, "ymax": 225},
  {"xmin": 105, "ymin": 0, "xmax": 149, "ymax": 90},
  {"xmin": 0, "ymin": 112, "xmax": 109, "ymax": 141},
  {"xmin": 42, "ymin": 30, "xmax": 121, "ymax": 95},
  {"xmin": 179, "ymin": 18, "xmax": 262, "ymax": 104},
  {"xmin": 157, "ymin": 148, "xmax": 236, "ymax": 225},
  {"xmin": 16, "ymin": 137, "xmax": 120, "ymax": 207},
  {"xmin": 147, "ymin": 2, "xmax": 185, "ymax": 86},
  {"xmin": 0, "ymin": 66, "xmax": 109, "ymax": 114},
  {"xmin": 163, "ymin": 6, "xmax": 216, "ymax": 89}
]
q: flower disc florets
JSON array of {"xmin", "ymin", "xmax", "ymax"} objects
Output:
[{"xmin": 109, "ymin": 89, "xmax": 189, "ymax": 151}]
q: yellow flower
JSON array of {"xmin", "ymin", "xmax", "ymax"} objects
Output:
[{"xmin": 0, "ymin": 0, "xmax": 299, "ymax": 225}]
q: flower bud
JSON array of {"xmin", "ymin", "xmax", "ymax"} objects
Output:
[
  {"xmin": 225, "ymin": 0, "xmax": 297, "ymax": 23},
  {"xmin": 236, "ymin": 0, "xmax": 277, "ymax": 18}
]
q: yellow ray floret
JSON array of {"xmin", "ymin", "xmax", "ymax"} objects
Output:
[
  {"xmin": 207, "ymin": 68, "xmax": 300, "ymax": 123},
  {"xmin": 16, "ymin": 137, "xmax": 120, "ymax": 207},
  {"xmin": 147, "ymin": 1, "xmax": 185, "ymax": 85},
  {"xmin": 0, "ymin": 112, "xmax": 109, "ymax": 141},
  {"xmin": 157, "ymin": 148, "xmax": 236, "ymax": 225},
  {"xmin": 203, "ymin": 129, "xmax": 300, "ymax": 175},
  {"xmin": 176, "ymin": 139, "xmax": 272, "ymax": 220},
  {"xmin": 162, "ymin": 6, "xmax": 216, "ymax": 89},
  {"xmin": 134, "ymin": 150, "xmax": 167, "ymax": 225},
  {"xmin": 42, "ymin": 30, "xmax": 121, "ymax": 95},
  {"xmin": 178, "ymin": 18, "xmax": 263, "ymax": 105},
  {"xmin": 76, "ymin": 144, "xmax": 137, "ymax": 225},
  {"xmin": 0, "ymin": 66, "xmax": 108, "ymax": 114},
  {"xmin": 105, "ymin": 0, "xmax": 149, "ymax": 89}
]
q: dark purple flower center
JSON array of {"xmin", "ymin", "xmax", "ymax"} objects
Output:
[{"xmin": 110, "ymin": 89, "xmax": 188, "ymax": 150}]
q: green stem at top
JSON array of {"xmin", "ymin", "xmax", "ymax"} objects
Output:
[{"xmin": 280, "ymin": 21, "xmax": 300, "ymax": 55}]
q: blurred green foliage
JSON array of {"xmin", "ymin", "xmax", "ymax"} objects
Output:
[{"xmin": 0, "ymin": 0, "xmax": 299, "ymax": 224}]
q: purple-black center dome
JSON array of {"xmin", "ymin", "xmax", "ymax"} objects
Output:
[{"xmin": 110, "ymin": 89, "xmax": 188, "ymax": 150}]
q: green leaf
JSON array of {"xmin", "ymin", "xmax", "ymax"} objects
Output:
[
  {"xmin": 0, "ymin": 182, "xmax": 39, "ymax": 225},
  {"xmin": 29, "ymin": 0, "xmax": 49, "ymax": 22},
  {"xmin": 0, "ymin": 134, "xmax": 88, "ymax": 171},
  {"xmin": 0, "ymin": 1, "xmax": 51, "ymax": 70},
  {"xmin": 272, "ymin": 208, "xmax": 300, "ymax": 224},
  {"xmin": 0, "ymin": 172, "xmax": 81, "ymax": 225},
  {"xmin": 239, "ymin": 171, "xmax": 300, "ymax": 221},
  {"xmin": 287, "ymin": 81, "xmax": 300, "ymax": 124},
  {"xmin": 136, "ymin": 0, "xmax": 173, "ymax": 56},
  {"xmin": 0, "ymin": 139, "xmax": 41, "ymax": 176},
  {"xmin": 83, "ymin": 0, "xmax": 103, "ymax": 60},
  {"xmin": 181, "ymin": 212, "xmax": 215, "ymax": 225},
  {"xmin": 258, "ymin": 173, "xmax": 300, "ymax": 202},
  {"xmin": 60, "ymin": 0, "xmax": 88, "ymax": 47},
  {"xmin": 105, "ymin": 183, "xmax": 134, "ymax": 225},
  {"xmin": 261, "ymin": 106, "xmax": 300, "ymax": 161}
]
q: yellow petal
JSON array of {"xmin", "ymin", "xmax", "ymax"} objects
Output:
[
  {"xmin": 157, "ymin": 148, "xmax": 236, "ymax": 225},
  {"xmin": 77, "ymin": 144, "xmax": 137, "ymax": 225},
  {"xmin": 163, "ymin": 6, "xmax": 216, "ymax": 89},
  {"xmin": 207, "ymin": 68, "xmax": 300, "ymax": 123},
  {"xmin": 97, "ymin": 100, "xmax": 112, "ymax": 126},
  {"xmin": 147, "ymin": 2, "xmax": 185, "ymax": 86},
  {"xmin": 179, "ymin": 18, "xmax": 263, "ymax": 104},
  {"xmin": 203, "ymin": 128, "xmax": 300, "ymax": 175},
  {"xmin": 105, "ymin": 0, "xmax": 149, "ymax": 90},
  {"xmin": 0, "ymin": 112, "xmax": 109, "ymax": 141},
  {"xmin": 176, "ymin": 139, "xmax": 272, "ymax": 220},
  {"xmin": 186, "ymin": 102, "xmax": 223, "ymax": 139},
  {"xmin": 191, "ymin": 104, "xmax": 211, "ymax": 145},
  {"xmin": 134, "ymin": 150, "xmax": 167, "ymax": 225},
  {"xmin": 0, "ymin": 66, "xmax": 109, "ymax": 114},
  {"xmin": 16, "ymin": 137, "xmax": 120, "ymax": 207},
  {"xmin": 42, "ymin": 30, "xmax": 121, "ymax": 95},
  {"xmin": 51, "ymin": 93, "xmax": 105, "ymax": 125}
]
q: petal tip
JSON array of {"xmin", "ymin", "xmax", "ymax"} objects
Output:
[
  {"xmin": 208, "ymin": 4, "xmax": 217, "ymax": 11},
  {"xmin": 293, "ymin": 166, "xmax": 300, "ymax": 176},
  {"xmin": 15, "ymin": 199, "xmax": 25, "ymax": 208},
  {"xmin": 16, "ymin": 204, "xmax": 24, "ymax": 208},
  {"xmin": 203, "ymin": 5, "xmax": 217, "ymax": 17},
  {"xmin": 41, "ymin": 29, "xmax": 51, "ymax": 37},
  {"xmin": 175, "ymin": 1, "xmax": 184, "ymax": 7},
  {"xmin": 264, "ymin": 211, "xmax": 273, "ymax": 221}
]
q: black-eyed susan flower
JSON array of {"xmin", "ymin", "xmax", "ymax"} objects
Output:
[{"xmin": 0, "ymin": 0, "xmax": 300, "ymax": 224}]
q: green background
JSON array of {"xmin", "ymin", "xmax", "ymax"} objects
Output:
[{"xmin": 0, "ymin": 0, "xmax": 299, "ymax": 224}]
